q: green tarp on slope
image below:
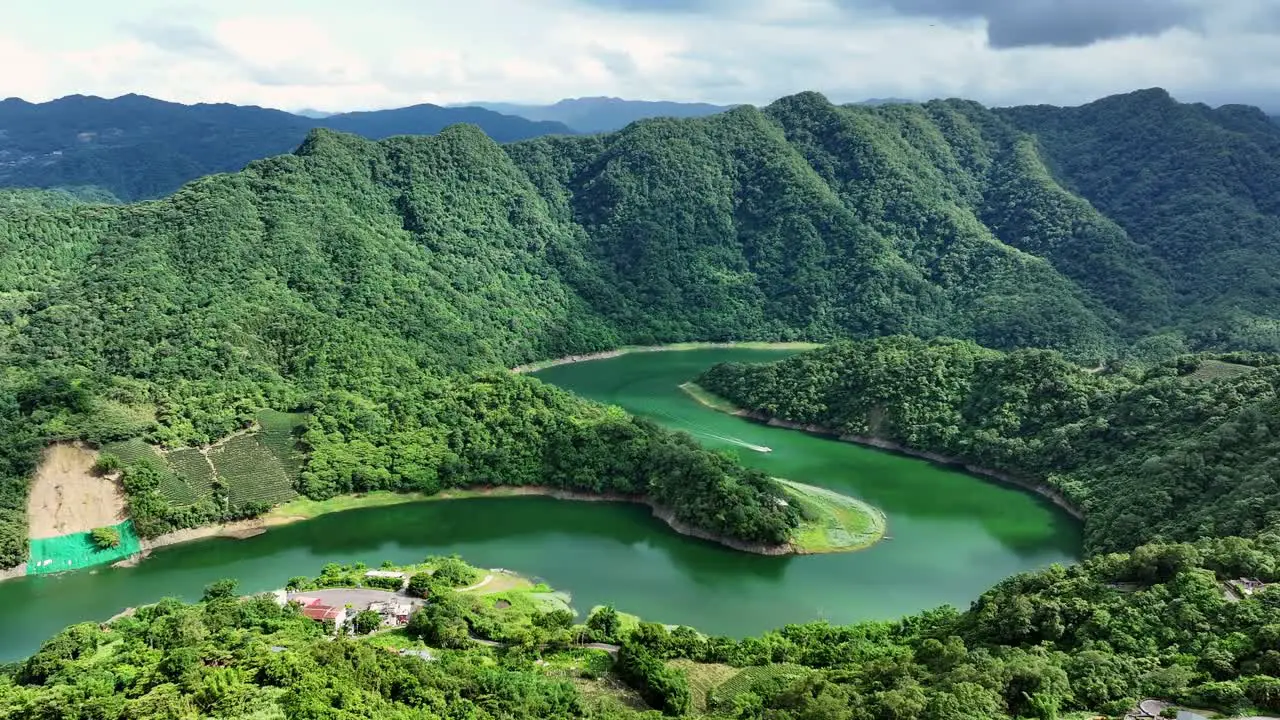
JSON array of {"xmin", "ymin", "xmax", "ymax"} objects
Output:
[{"xmin": 27, "ymin": 520, "xmax": 142, "ymax": 575}]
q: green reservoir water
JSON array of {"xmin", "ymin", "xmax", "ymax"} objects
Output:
[{"xmin": 0, "ymin": 349, "xmax": 1080, "ymax": 660}]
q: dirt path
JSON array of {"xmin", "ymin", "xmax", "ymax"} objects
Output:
[
  {"xmin": 459, "ymin": 574, "xmax": 494, "ymax": 592},
  {"xmin": 26, "ymin": 443, "xmax": 126, "ymax": 539}
]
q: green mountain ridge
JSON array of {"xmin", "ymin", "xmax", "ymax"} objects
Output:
[{"xmin": 3, "ymin": 88, "xmax": 1280, "ymax": 568}]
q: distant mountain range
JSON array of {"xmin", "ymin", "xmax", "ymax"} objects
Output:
[
  {"xmin": 0, "ymin": 94, "xmax": 573, "ymax": 200},
  {"xmin": 463, "ymin": 97, "xmax": 739, "ymax": 133}
]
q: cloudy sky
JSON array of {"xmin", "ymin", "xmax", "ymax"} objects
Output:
[{"xmin": 3, "ymin": 0, "xmax": 1279, "ymax": 112}]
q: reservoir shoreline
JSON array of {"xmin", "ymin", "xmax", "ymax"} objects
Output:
[
  {"xmin": 510, "ymin": 341, "xmax": 822, "ymax": 374},
  {"xmin": 679, "ymin": 384, "xmax": 1085, "ymax": 522},
  {"xmin": 100, "ymin": 485, "xmax": 797, "ymax": 574}
]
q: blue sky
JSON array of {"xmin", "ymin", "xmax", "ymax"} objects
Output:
[{"xmin": 3, "ymin": 0, "xmax": 1279, "ymax": 111}]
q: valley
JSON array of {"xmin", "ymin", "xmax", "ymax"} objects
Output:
[{"xmin": 0, "ymin": 348, "xmax": 1077, "ymax": 661}]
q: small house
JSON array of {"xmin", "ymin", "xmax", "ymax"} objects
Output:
[
  {"xmin": 292, "ymin": 596, "xmax": 322, "ymax": 607},
  {"xmin": 365, "ymin": 570, "xmax": 406, "ymax": 579},
  {"xmin": 300, "ymin": 604, "xmax": 348, "ymax": 631},
  {"xmin": 368, "ymin": 600, "xmax": 414, "ymax": 626},
  {"xmin": 1234, "ymin": 578, "xmax": 1266, "ymax": 595}
]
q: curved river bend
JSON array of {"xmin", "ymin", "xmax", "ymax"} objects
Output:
[{"xmin": 0, "ymin": 349, "xmax": 1079, "ymax": 660}]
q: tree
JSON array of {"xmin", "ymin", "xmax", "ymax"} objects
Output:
[
  {"xmin": 202, "ymin": 579, "xmax": 238, "ymax": 602},
  {"xmin": 407, "ymin": 572, "xmax": 433, "ymax": 599},
  {"xmin": 353, "ymin": 610, "xmax": 382, "ymax": 635},
  {"xmin": 89, "ymin": 527, "xmax": 120, "ymax": 550},
  {"xmin": 586, "ymin": 605, "xmax": 621, "ymax": 643},
  {"xmin": 431, "ymin": 556, "xmax": 479, "ymax": 587}
]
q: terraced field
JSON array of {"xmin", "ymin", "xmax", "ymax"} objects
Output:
[
  {"xmin": 208, "ymin": 435, "xmax": 298, "ymax": 507},
  {"xmin": 103, "ymin": 411, "xmax": 309, "ymax": 509},
  {"xmin": 1186, "ymin": 359, "xmax": 1256, "ymax": 382},
  {"xmin": 167, "ymin": 449, "xmax": 216, "ymax": 496},
  {"xmin": 256, "ymin": 410, "xmax": 307, "ymax": 481},
  {"xmin": 709, "ymin": 663, "xmax": 811, "ymax": 709},
  {"xmin": 102, "ymin": 438, "xmax": 163, "ymax": 466}
]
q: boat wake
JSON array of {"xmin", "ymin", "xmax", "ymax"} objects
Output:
[{"xmin": 702, "ymin": 433, "xmax": 773, "ymax": 453}]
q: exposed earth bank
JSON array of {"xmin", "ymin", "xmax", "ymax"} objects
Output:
[{"xmin": 26, "ymin": 443, "xmax": 127, "ymax": 539}]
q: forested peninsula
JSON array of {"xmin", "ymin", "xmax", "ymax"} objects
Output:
[{"xmin": 699, "ymin": 337, "xmax": 1280, "ymax": 554}]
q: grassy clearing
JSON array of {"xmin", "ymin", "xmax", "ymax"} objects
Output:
[
  {"xmin": 1186, "ymin": 359, "xmax": 1256, "ymax": 382},
  {"xmin": 209, "ymin": 434, "xmax": 297, "ymax": 507},
  {"xmin": 678, "ymin": 382, "xmax": 744, "ymax": 414},
  {"xmin": 363, "ymin": 629, "xmax": 432, "ymax": 652},
  {"xmin": 668, "ymin": 659, "xmax": 739, "ymax": 712},
  {"xmin": 778, "ymin": 479, "xmax": 887, "ymax": 553}
]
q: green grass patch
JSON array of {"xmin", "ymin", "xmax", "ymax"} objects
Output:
[
  {"xmin": 778, "ymin": 479, "xmax": 886, "ymax": 553},
  {"xmin": 267, "ymin": 491, "xmax": 434, "ymax": 521},
  {"xmin": 363, "ymin": 629, "xmax": 432, "ymax": 652},
  {"xmin": 1186, "ymin": 359, "xmax": 1256, "ymax": 382},
  {"xmin": 208, "ymin": 435, "xmax": 298, "ymax": 508},
  {"xmin": 678, "ymin": 382, "xmax": 744, "ymax": 414},
  {"xmin": 265, "ymin": 486, "xmax": 558, "ymax": 522}
]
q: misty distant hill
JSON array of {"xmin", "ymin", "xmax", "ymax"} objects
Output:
[
  {"xmin": 466, "ymin": 97, "xmax": 737, "ymax": 132},
  {"xmin": 0, "ymin": 94, "xmax": 573, "ymax": 200}
]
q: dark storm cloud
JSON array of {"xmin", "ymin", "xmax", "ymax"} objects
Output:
[
  {"xmin": 577, "ymin": 0, "xmax": 713, "ymax": 12},
  {"xmin": 863, "ymin": 0, "xmax": 1201, "ymax": 48},
  {"xmin": 573, "ymin": 0, "xmax": 1203, "ymax": 48}
]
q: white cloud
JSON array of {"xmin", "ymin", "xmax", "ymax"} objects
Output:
[{"xmin": 1, "ymin": 0, "xmax": 1279, "ymax": 111}]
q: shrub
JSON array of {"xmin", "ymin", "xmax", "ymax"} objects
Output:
[
  {"xmin": 353, "ymin": 610, "xmax": 382, "ymax": 635},
  {"xmin": 92, "ymin": 453, "xmax": 122, "ymax": 475},
  {"xmin": 362, "ymin": 574, "xmax": 405, "ymax": 591},
  {"xmin": 89, "ymin": 527, "xmax": 120, "ymax": 549}
]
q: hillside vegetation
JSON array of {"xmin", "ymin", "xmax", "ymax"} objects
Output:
[
  {"xmin": 2, "ymin": 88, "xmax": 1280, "ymax": 568},
  {"xmin": 699, "ymin": 336, "xmax": 1280, "ymax": 554}
]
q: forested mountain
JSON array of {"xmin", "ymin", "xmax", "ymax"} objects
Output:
[
  {"xmin": 469, "ymin": 97, "xmax": 736, "ymax": 132},
  {"xmin": 699, "ymin": 337, "xmax": 1280, "ymax": 553},
  {"xmin": 999, "ymin": 88, "xmax": 1280, "ymax": 351},
  {"xmin": 6, "ymin": 88, "xmax": 1280, "ymax": 717},
  {"xmin": 4, "ymin": 88, "xmax": 1280, "ymax": 567},
  {"xmin": 0, "ymin": 94, "xmax": 572, "ymax": 200}
]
